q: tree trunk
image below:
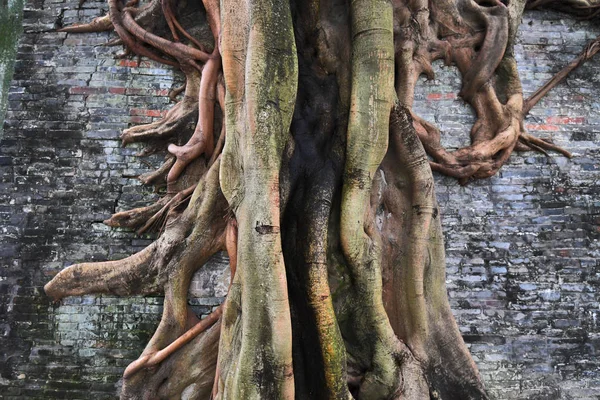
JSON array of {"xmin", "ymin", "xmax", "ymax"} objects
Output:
[{"xmin": 44, "ymin": 0, "xmax": 600, "ymax": 398}]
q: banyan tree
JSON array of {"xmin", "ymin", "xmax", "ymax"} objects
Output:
[{"xmin": 43, "ymin": 0, "xmax": 600, "ymax": 398}]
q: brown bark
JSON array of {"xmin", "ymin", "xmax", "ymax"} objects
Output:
[{"xmin": 45, "ymin": 0, "xmax": 599, "ymax": 398}]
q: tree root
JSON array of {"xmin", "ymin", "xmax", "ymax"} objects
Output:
[
  {"xmin": 527, "ymin": 0, "xmax": 600, "ymax": 19},
  {"xmin": 121, "ymin": 11, "xmax": 209, "ymax": 65},
  {"xmin": 137, "ymin": 184, "xmax": 195, "ymax": 234},
  {"xmin": 338, "ymin": 2, "xmax": 411, "ymax": 398},
  {"xmin": 168, "ymin": 82, "xmax": 186, "ymax": 102},
  {"xmin": 44, "ymin": 243, "xmax": 160, "ymax": 300},
  {"xmin": 58, "ymin": 14, "xmax": 113, "ymax": 33},
  {"xmin": 519, "ymin": 132, "xmax": 573, "ymax": 158},
  {"xmin": 108, "ymin": 0, "xmax": 179, "ymax": 67},
  {"xmin": 58, "ymin": 0, "xmax": 158, "ymax": 33},
  {"xmin": 46, "ymin": 1, "xmax": 599, "ymax": 399},
  {"xmin": 121, "ymin": 69, "xmax": 200, "ymax": 145},
  {"xmin": 138, "ymin": 156, "xmax": 175, "ymax": 186},
  {"xmin": 167, "ymin": 52, "xmax": 221, "ymax": 183},
  {"xmin": 523, "ymin": 33, "xmax": 600, "ymax": 114},
  {"xmin": 121, "ymin": 98, "xmax": 197, "ymax": 145},
  {"xmin": 391, "ymin": 0, "xmax": 592, "ymax": 183},
  {"xmin": 124, "ymin": 304, "xmax": 222, "ymax": 378},
  {"xmin": 104, "ymin": 198, "xmax": 167, "ymax": 230}
]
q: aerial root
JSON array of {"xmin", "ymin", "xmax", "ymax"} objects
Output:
[
  {"xmin": 60, "ymin": 0, "xmax": 163, "ymax": 43},
  {"xmin": 138, "ymin": 157, "xmax": 175, "ymax": 186},
  {"xmin": 123, "ymin": 219, "xmax": 232, "ymax": 388},
  {"xmin": 165, "ymin": 0, "xmax": 222, "ymax": 183},
  {"xmin": 108, "ymin": 0, "xmax": 179, "ymax": 67},
  {"xmin": 207, "ymin": 123, "xmax": 225, "ymax": 168},
  {"xmin": 44, "ymin": 243, "xmax": 158, "ymax": 301},
  {"xmin": 124, "ymin": 305, "xmax": 223, "ymax": 378},
  {"xmin": 167, "ymin": 51, "xmax": 221, "ymax": 183},
  {"xmin": 58, "ymin": 14, "xmax": 113, "ymax": 33},
  {"xmin": 206, "ymin": 80, "xmax": 226, "ymax": 168},
  {"xmin": 103, "ymin": 37, "xmax": 124, "ymax": 47},
  {"xmin": 515, "ymin": 33, "xmax": 600, "ymax": 159},
  {"xmin": 167, "ymin": 137, "xmax": 212, "ymax": 182},
  {"xmin": 57, "ymin": 0, "xmax": 146, "ymax": 34},
  {"xmin": 523, "ymin": 34, "xmax": 600, "ymax": 114},
  {"xmin": 121, "ymin": 92, "xmax": 199, "ymax": 145},
  {"xmin": 519, "ymin": 132, "xmax": 573, "ymax": 158},
  {"xmin": 104, "ymin": 182, "xmax": 198, "ymax": 234},
  {"xmin": 159, "ymin": 0, "xmax": 208, "ymax": 51},
  {"xmin": 119, "ymin": 167, "xmax": 227, "ymax": 391},
  {"xmin": 137, "ymin": 185, "xmax": 196, "ymax": 234},
  {"xmin": 390, "ymin": 103, "xmax": 433, "ymax": 359},
  {"xmin": 104, "ymin": 198, "xmax": 168, "ymax": 229},
  {"xmin": 120, "ymin": 68, "xmax": 201, "ymax": 151},
  {"xmin": 392, "ymin": 0, "xmax": 592, "ymax": 183},
  {"xmin": 169, "ymin": 83, "xmax": 186, "ymax": 102},
  {"xmin": 161, "ymin": 0, "xmax": 180, "ymax": 42},
  {"xmin": 458, "ymin": 1, "xmax": 509, "ymax": 101},
  {"xmin": 170, "ymin": 12, "xmax": 208, "ymax": 52},
  {"xmin": 121, "ymin": 11, "xmax": 208, "ymax": 66},
  {"xmin": 210, "ymin": 219, "xmax": 237, "ymax": 398}
]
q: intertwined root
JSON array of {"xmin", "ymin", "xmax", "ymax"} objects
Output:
[
  {"xmin": 44, "ymin": 0, "xmax": 600, "ymax": 398},
  {"xmin": 46, "ymin": 160, "xmax": 230, "ymax": 397},
  {"xmin": 393, "ymin": 0, "xmax": 592, "ymax": 183}
]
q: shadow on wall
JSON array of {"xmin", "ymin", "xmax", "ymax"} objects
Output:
[{"xmin": 0, "ymin": 0, "xmax": 24, "ymax": 137}]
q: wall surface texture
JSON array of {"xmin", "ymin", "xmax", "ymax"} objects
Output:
[
  {"xmin": 0, "ymin": 1, "xmax": 599, "ymax": 399},
  {"xmin": 0, "ymin": 0, "xmax": 24, "ymax": 137}
]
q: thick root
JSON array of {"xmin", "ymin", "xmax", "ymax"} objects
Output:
[
  {"xmin": 58, "ymin": 14, "xmax": 113, "ymax": 33},
  {"xmin": 138, "ymin": 156, "xmax": 175, "ymax": 186},
  {"xmin": 167, "ymin": 52, "xmax": 221, "ymax": 182},
  {"xmin": 44, "ymin": 244, "xmax": 159, "ymax": 300},
  {"xmin": 121, "ymin": 317, "xmax": 221, "ymax": 400},
  {"xmin": 104, "ymin": 198, "xmax": 168, "ymax": 230}
]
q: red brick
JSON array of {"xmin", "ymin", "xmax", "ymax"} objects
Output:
[
  {"xmin": 546, "ymin": 116, "xmax": 585, "ymax": 124},
  {"xmin": 108, "ymin": 87, "xmax": 126, "ymax": 95},
  {"xmin": 118, "ymin": 60, "xmax": 139, "ymax": 68},
  {"xmin": 145, "ymin": 110, "xmax": 162, "ymax": 117},
  {"xmin": 559, "ymin": 250, "xmax": 570, "ymax": 257},
  {"xmin": 129, "ymin": 109, "xmax": 163, "ymax": 117},
  {"xmin": 69, "ymin": 87, "xmax": 106, "ymax": 95},
  {"xmin": 525, "ymin": 123, "xmax": 559, "ymax": 131}
]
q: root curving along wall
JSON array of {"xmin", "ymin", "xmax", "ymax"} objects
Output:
[{"xmin": 0, "ymin": 0, "xmax": 599, "ymax": 398}]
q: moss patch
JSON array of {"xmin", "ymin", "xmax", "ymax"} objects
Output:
[{"xmin": 0, "ymin": 0, "xmax": 24, "ymax": 137}]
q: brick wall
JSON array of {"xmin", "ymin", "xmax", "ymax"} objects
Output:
[
  {"xmin": 413, "ymin": 14, "xmax": 600, "ymax": 398},
  {"xmin": 0, "ymin": 1, "xmax": 598, "ymax": 398},
  {"xmin": 0, "ymin": 0, "xmax": 24, "ymax": 136}
]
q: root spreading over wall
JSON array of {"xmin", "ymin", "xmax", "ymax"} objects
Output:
[{"xmin": 44, "ymin": 0, "xmax": 600, "ymax": 398}]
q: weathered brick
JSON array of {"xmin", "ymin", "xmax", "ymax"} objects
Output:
[{"xmin": 1, "ymin": 4, "xmax": 599, "ymax": 400}]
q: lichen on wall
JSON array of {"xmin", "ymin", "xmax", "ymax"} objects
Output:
[{"xmin": 0, "ymin": 0, "xmax": 24, "ymax": 137}]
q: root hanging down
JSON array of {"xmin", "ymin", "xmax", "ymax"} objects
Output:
[{"xmin": 45, "ymin": 0, "xmax": 600, "ymax": 399}]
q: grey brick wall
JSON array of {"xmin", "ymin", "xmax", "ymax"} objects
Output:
[
  {"xmin": 0, "ymin": 0, "xmax": 24, "ymax": 137},
  {"xmin": 0, "ymin": 1, "xmax": 598, "ymax": 398},
  {"xmin": 415, "ymin": 13, "xmax": 600, "ymax": 399}
]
